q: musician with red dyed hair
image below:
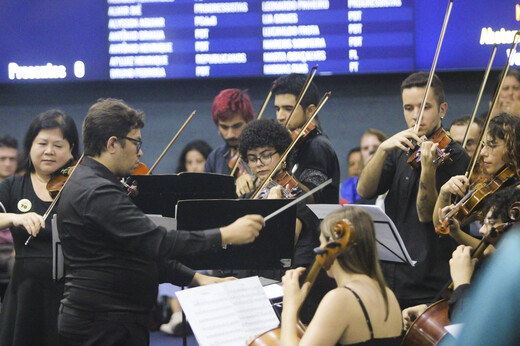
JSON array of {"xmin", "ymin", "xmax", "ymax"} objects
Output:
[{"xmin": 204, "ymin": 88, "xmax": 254, "ymax": 175}]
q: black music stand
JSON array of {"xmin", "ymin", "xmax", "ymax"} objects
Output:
[
  {"xmin": 175, "ymin": 198, "xmax": 296, "ymax": 270},
  {"xmin": 130, "ymin": 172, "xmax": 236, "ymax": 217}
]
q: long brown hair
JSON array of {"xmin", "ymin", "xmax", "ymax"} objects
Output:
[{"xmin": 320, "ymin": 206, "xmax": 390, "ymax": 319}]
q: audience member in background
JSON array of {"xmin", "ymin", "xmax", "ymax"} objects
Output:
[
  {"xmin": 204, "ymin": 89, "xmax": 254, "ymax": 175},
  {"xmin": 0, "ymin": 135, "xmax": 18, "ymax": 302},
  {"xmin": 449, "ymin": 115, "xmax": 483, "ymax": 157},
  {"xmin": 341, "ymin": 129, "xmax": 388, "ymax": 205},
  {"xmin": 360, "ymin": 129, "xmax": 388, "ymax": 166},
  {"xmin": 340, "ymin": 147, "xmax": 362, "ymax": 204},
  {"xmin": 489, "ymin": 69, "xmax": 520, "ymax": 118},
  {"xmin": 159, "ymin": 139, "xmax": 213, "ymax": 336},
  {"xmin": 175, "ymin": 140, "xmax": 212, "ymax": 174},
  {"xmin": 347, "ymin": 147, "xmax": 362, "ymax": 177},
  {"xmin": 0, "ymin": 136, "xmax": 18, "ymax": 183}
]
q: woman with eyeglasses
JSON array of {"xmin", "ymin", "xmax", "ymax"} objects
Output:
[
  {"xmin": 237, "ymin": 119, "xmax": 319, "ymax": 266},
  {"xmin": 0, "ymin": 109, "xmax": 80, "ymax": 345},
  {"xmin": 403, "ymin": 185, "xmax": 520, "ymax": 343},
  {"xmin": 432, "ymin": 113, "xmax": 520, "ymax": 248}
]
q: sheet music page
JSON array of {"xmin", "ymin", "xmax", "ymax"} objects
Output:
[{"xmin": 176, "ymin": 276, "xmax": 280, "ymax": 346}]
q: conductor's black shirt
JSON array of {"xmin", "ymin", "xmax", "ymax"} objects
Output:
[{"xmin": 57, "ymin": 157, "xmax": 222, "ymax": 314}]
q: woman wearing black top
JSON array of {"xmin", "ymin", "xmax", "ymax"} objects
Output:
[
  {"xmin": 0, "ymin": 110, "xmax": 79, "ymax": 345},
  {"xmin": 280, "ymin": 207, "xmax": 402, "ymax": 345}
]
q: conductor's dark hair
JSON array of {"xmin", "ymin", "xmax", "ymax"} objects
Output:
[
  {"xmin": 272, "ymin": 73, "xmax": 320, "ymax": 110},
  {"xmin": 83, "ymin": 98, "xmax": 144, "ymax": 156},
  {"xmin": 238, "ymin": 119, "xmax": 292, "ymax": 159},
  {"xmin": 22, "ymin": 109, "xmax": 80, "ymax": 172}
]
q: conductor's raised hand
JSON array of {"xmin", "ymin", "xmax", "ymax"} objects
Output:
[
  {"xmin": 220, "ymin": 214, "xmax": 264, "ymax": 246},
  {"xmin": 379, "ymin": 128, "xmax": 422, "ymax": 153},
  {"xmin": 12, "ymin": 212, "xmax": 45, "ymax": 237}
]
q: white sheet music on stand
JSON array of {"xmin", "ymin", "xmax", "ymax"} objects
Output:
[
  {"xmin": 307, "ymin": 204, "xmax": 416, "ymax": 266},
  {"xmin": 176, "ymin": 276, "xmax": 279, "ymax": 346}
]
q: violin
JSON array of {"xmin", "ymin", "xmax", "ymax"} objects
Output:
[
  {"xmin": 132, "ymin": 162, "xmax": 149, "ymax": 175},
  {"xmin": 248, "ymin": 219, "xmax": 356, "ymax": 346},
  {"xmin": 256, "ymin": 171, "xmax": 302, "ymax": 200},
  {"xmin": 436, "ymin": 165, "xmax": 516, "ymax": 235},
  {"xmin": 407, "ymin": 127, "xmax": 453, "ymax": 169},
  {"xmin": 228, "ymin": 150, "xmax": 248, "ymax": 177},
  {"xmin": 290, "ymin": 122, "xmax": 316, "ymax": 148},
  {"xmin": 47, "ymin": 158, "xmax": 78, "ymax": 198}
]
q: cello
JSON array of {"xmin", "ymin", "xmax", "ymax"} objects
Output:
[
  {"xmin": 403, "ymin": 215, "xmax": 516, "ymax": 346},
  {"xmin": 248, "ymin": 218, "xmax": 356, "ymax": 345}
]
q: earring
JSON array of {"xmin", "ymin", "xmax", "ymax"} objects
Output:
[{"xmin": 509, "ymin": 202, "xmax": 520, "ymax": 221}]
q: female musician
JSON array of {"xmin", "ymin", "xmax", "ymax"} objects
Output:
[
  {"xmin": 403, "ymin": 185, "xmax": 520, "ymax": 332},
  {"xmin": 433, "ymin": 113, "xmax": 520, "ymax": 247},
  {"xmin": 175, "ymin": 139, "xmax": 212, "ymax": 173},
  {"xmin": 0, "ymin": 109, "xmax": 80, "ymax": 345},
  {"xmin": 280, "ymin": 207, "xmax": 402, "ymax": 345},
  {"xmin": 237, "ymin": 119, "xmax": 319, "ymax": 268}
]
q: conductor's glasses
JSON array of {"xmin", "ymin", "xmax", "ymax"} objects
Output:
[{"xmin": 120, "ymin": 136, "xmax": 143, "ymax": 153}]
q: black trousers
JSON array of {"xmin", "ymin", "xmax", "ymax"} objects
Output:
[{"xmin": 58, "ymin": 305, "xmax": 149, "ymax": 346}]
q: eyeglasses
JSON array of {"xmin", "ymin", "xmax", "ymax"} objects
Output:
[
  {"xmin": 246, "ymin": 151, "xmax": 277, "ymax": 166},
  {"xmin": 120, "ymin": 136, "xmax": 142, "ymax": 153}
]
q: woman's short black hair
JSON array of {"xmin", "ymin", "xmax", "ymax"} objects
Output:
[
  {"xmin": 238, "ymin": 119, "xmax": 292, "ymax": 159},
  {"xmin": 22, "ymin": 109, "xmax": 80, "ymax": 172},
  {"xmin": 176, "ymin": 140, "xmax": 213, "ymax": 173}
]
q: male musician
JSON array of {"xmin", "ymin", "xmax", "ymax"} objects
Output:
[
  {"xmin": 449, "ymin": 115, "xmax": 482, "ymax": 157},
  {"xmin": 357, "ymin": 72, "xmax": 470, "ymax": 309},
  {"xmin": 56, "ymin": 98, "xmax": 264, "ymax": 344},
  {"xmin": 204, "ymin": 88, "xmax": 254, "ymax": 175},
  {"xmin": 271, "ymin": 73, "xmax": 340, "ymax": 204}
]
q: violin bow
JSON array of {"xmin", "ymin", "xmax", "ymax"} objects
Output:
[
  {"xmin": 413, "ymin": 0, "xmax": 453, "ymax": 134},
  {"xmin": 230, "ymin": 84, "xmax": 275, "ymax": 176},
  {"xmin": 25, "ymin": 153, "xmax": 85, "ymax": 245},
  {"xmin": 461, "ymin": 45, "xmax": 497, "ymax": 150},
  {"xmin": 283, "ymin": 65, "xmax": 318, "ymax": 130},
  {"xmin": 466, "ymin": 32, "xmax": 520, "ymax": 180},
  {"xmin": 146, "ymin": 110, "xmax": 196, "ymax": 175},
  {"xmin": 251, "ymin": 91, "xmax": 331, "ymax": 199}
]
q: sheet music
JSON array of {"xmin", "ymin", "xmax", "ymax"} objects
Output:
[
  {"xmin": 176, "ymin": 276, "xmax": 279, "ymax": 346},
  {"xmin": 307, "ymin": 204, "xmax": 416, "ymax": 266}
]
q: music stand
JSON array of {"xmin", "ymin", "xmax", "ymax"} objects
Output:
[
  {"xmin": 307, "ymin": 204, "xmax": 415, "ymax": 266},
  {"xmin": 130, "ymin": 172, "xmax": 236, "ymax": 217},
  {"xmin": 175, "ymin": 198, "xmax": 296, "ymax": 270}
]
